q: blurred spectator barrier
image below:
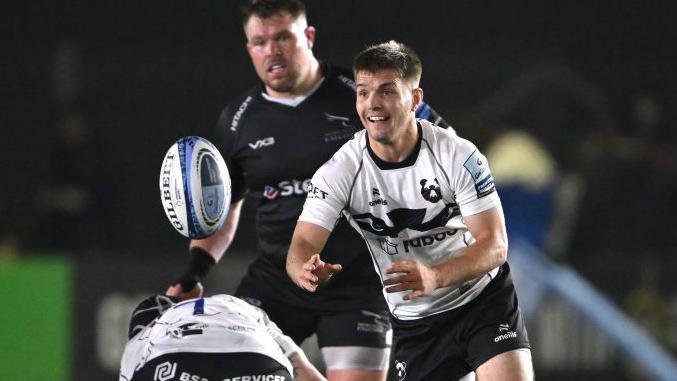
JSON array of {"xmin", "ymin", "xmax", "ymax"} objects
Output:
[{"xmin": 510, "ymin": 239, "xmax": 677, "ymax": 381}]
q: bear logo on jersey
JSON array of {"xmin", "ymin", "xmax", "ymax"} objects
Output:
[
  {"xmin": 395, "ymin": 360, "xmax": 407, "ymax": 381},
  {"xmin": 420, "ymin": 178, "xmax": 442, "ymax": 203}
]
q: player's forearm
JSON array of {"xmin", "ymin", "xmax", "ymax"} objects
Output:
[
  {"xmin": 190, "ymin": 200, "xmax": 243, "ymax": 262},
  {"xmin": 286, "ymin": 235, "xmax": 316, "ymax": 287},
  {"xmin": 433, "ymin": 234, "xmax": 507, "ymax": 288},
  {"xmin": 286, "ymin": 221, "xmax": 333, "ymax": 289}
]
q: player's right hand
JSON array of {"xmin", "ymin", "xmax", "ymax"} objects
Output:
[
  {"xmin": 165, "ymin": 281, "xmax": 204, "ymax": 301},
  {"xmin": 298, "ymin": 254, "xmax": 342, "ymax": 292},
  {"xmin": 384, "ymin": 260, "xmax": 440, "ymax": 301}
]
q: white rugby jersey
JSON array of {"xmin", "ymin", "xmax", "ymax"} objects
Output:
[
  {"xmin": 119, "ymin": 295, "xmax": 298, "ymax": 380},
  {"xmin": 299, "ymin": 120, "xmax": 501, "ymax": 320}
]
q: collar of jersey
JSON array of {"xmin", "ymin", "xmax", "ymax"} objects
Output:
[
  {"xmin": 260, "ymin": 77, "xmax": 326, "ymax": 107},
  {"xmin": 366, "ymin": 122, "xmax": 423, "ymax": 170}
]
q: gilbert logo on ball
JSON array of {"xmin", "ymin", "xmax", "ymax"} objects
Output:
[{"xmin": 159, "ymin": 136, "xmax": 231, "ymax": 239}]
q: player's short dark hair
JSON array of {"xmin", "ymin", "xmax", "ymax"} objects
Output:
[
  {"xmin": 353, "ymin": 40, "xmax": 423, "ymax": 85},
  {"xmin": 241, "ymin": 0, "xmax": 307, "ymax": 25}
]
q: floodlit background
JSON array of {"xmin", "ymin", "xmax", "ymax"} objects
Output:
[{"xmin": 1, "ymin": 1, "xmax": 675, "ymax": 380}]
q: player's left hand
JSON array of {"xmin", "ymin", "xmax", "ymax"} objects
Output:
[
  {"xmin": 384, "ymin": 260, "xmax": 440, "ymax": 301},
  {"xmin": 298, "ymin": 254, "xmax": 342, "ymax": 292}
]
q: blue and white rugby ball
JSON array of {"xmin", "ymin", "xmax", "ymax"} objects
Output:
[{"xmin": 159, "ymin": 136, "xmax": 231, "ymax": 239}]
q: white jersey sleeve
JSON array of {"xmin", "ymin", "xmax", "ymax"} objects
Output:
[
  {"xmin": 451, "ymin": 136, "xmax": 500, "ymax": 216},
  {"xmin": 299, "ymin": 139, "xmax": 362, "ymax": 231}
]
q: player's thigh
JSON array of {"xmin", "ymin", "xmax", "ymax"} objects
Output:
[
  {"xmin": 476, "ymin": 348, "xmax": 533, "ymax": 381},
  {"xmin": 262, "ymin": 301, "xmax": 318, "ymax": 344},
  {"xmin": 133, "ymin": 352, "xmax": 292, "ymax": 381},
  {"xmin": 464, "ymin": 264, "xmax": 531, "ymax": 374},
  {"xmin": 315, "ymin": 309, "xmax": 392, "ymax": 373}
]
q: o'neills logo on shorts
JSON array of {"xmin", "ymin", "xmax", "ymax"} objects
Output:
[
  {"xmin": 494, "ymin": 331, "xmax": 518, "ymax": 343},
  {"xmin": 222, "ymin": 376, "xmax": 287, "ymax": 381}
]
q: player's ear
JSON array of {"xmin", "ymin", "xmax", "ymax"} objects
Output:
[
  {"xmin": 411, "ymin": 87, "xmax": 424, "ymax": 112},
  {"xmin": 245, "ymin": 40, "xmax": 256, "ymax": 58},
  {"xmin": 305, "ymin": 25, "xmax": 316, "ymax": 49}
]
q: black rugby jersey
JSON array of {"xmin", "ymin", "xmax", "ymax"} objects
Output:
[{"xmin": 217, "ymin": 63, "xmax": 447, "ymax": 310}]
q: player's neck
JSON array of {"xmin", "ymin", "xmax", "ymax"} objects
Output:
[
  {"xmin": 265, "ymin": 58, "xmax": 322, "ymax": 99},
  {"xmin": 370, "ymin": 120, "xmax": 419, "ymax": 163}
]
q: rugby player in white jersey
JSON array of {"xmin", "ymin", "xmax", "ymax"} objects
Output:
[
  {"xmin": 287, "ymin": 41, "xmax": 534, "ymax": 381},
  {"xmin": 119, "ymin": 294, "xmax": 326, "ymax": 381}
]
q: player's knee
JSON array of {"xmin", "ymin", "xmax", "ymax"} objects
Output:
[{"xmin": 321, "ymin": 346, "xmax": 390, "ymax": 372}]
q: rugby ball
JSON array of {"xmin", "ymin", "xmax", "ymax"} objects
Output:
[{"xmin": 159, "ymin": 136, "xmax": 231, "ymax": 239}]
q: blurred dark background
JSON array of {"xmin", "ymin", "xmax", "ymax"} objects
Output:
[{"xmin": 1, "ymin": 1, "xmax": 675, "ymax": 380}]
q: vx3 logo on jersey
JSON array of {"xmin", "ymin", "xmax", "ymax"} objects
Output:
[
  {"xmin": 420, "ymin": 178, "xmax": 442, "ymax": 203},
  {"xmin": 248, "ymin": 137, "xmax": 275, "ymax": 149},
  {"xmin": 352, "ymin": 202, "xmax": 461, "ymax": 237}
]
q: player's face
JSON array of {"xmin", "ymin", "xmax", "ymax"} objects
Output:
[
  {"xmin": 356, "ymin": 69, "xmax": 422, "ymax": 145},
  {"xmin": 244, "ymin": 12, "xmax": 315, "ymax": 95}
]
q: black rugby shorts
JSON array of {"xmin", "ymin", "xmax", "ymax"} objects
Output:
[
  {"xmin": 237, "ymin": 284, "xmax": 391, "ymax": 349},
  {"xmin": 389, "ymin": 263, "xmax": 530, "ymax": 381}
]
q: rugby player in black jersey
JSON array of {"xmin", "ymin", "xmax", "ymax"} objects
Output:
[{"xmin": 166, "ymin": 1, "xmax": 447, "ymax": 380}]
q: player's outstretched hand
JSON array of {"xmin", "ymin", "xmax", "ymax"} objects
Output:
[
  {"xmin": 298, "ymin": 254, "xmax": 342, "ymax": 292},
  {"xmin": 384, "ymin": 260, "xmax": 440, "ymax": 301},
  {"xmin": 165, "ymin": 281, "xmax": 204, "ymax": 301}
]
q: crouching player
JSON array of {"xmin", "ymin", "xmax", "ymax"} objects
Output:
[{"xmin": 120, "ymin": 294, "xmax": 326, "ymax": 381}]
